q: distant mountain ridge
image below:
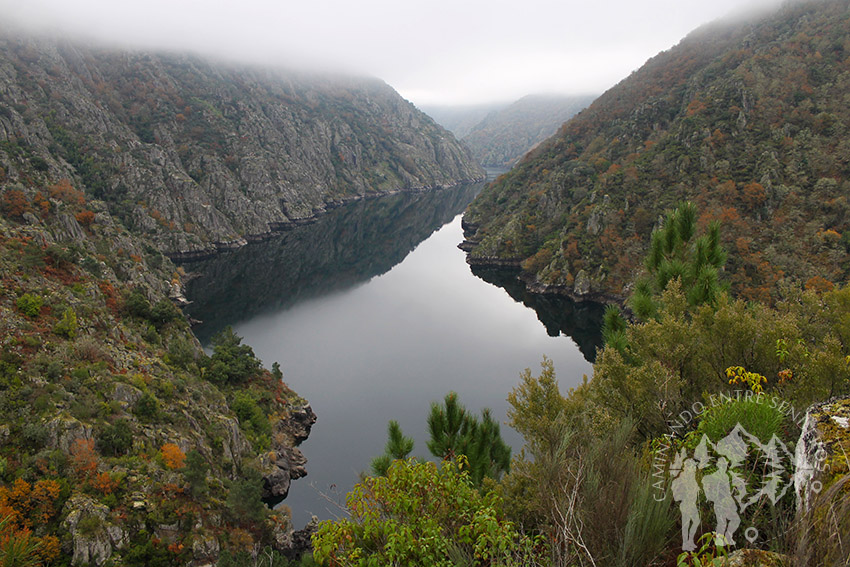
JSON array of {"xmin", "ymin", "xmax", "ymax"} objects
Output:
[
  {"xmin": 424, "ymin": 94, "xmax": 594, "ymax": 169},
  {"xmin": 0, "ymin": 33, "xmax": 483, "ymax": 258},
  {"xmin": 464, "ymin": 0, "xmax": 850, "ymax": 303},
  {"xmin": 461, "ymin": 94, "xmax": 595, "ymax": 168}
]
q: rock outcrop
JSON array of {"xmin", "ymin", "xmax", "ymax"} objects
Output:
[
  {"xmin": 0, "ymin": 33, "xmax": 484, "ymax": 258},
  {"xmin": 261, "ymin": 404, "xmax": 316, "ymax": 505},
  {"xmin": 793, "ymin": 396, "xmax": 850, "ymax": 565},
  {"xmin": 62, "ymin": 495, "xmax": 128, "ymax": 566},
  {"xmin": 795, "ymin": 396, "xmax": 850, "ymax": 510}
]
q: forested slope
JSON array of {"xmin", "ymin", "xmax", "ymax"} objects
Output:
[{"xmin": 465, "ymin": 0, "xmax": 850, "ymax": 303}]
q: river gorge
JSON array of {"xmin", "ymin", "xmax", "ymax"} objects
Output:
[{"xmin": 181, "ymin": 180, "xmax": 604, "ymax": 526}]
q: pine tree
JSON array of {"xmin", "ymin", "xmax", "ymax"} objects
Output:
[
  {"xmin": 427, "ymin": 392, "xmax": 510, "ymax": 485},
  {"xmin": 603, "ymin": 202, "xmax": 726, "ymax": 351},
  {"xmin": 630, "ymin": 202, "xmax": 726, "ymax": 320},
  {"xmin": 370, "ymin": 420, "xmax": 415, "ymax": 476}
]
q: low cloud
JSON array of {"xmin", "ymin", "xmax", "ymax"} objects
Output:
[{"xmin": 0, "ymin": 0, "xmax": 786, "ymax": 105}]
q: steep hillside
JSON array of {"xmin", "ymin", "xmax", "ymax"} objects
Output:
[
  {"xmin": 0, "ymin": 34, "xmax": 484, "ymax": 258},
  {"xmin": 461, "ymin": 94, "xmax": 595, "ymax": 168},
  {"xmin": 0, "ymin": 180, "xmax": 315, "ymax": 563},
  {"xmin": 464, "ymin": 0, "xmax": 850, "ymax": 304}
]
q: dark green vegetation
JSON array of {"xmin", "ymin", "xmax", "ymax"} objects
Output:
[
  {"xmin": 0, "ymin": 182, "xmax": 315, "ymax": 564},
  {"xmin": 0, "ymin": 34, "xmax": 482, "ymax": 257},
  {"xmin": 465, "ymin": 0, "xmax": 850, "ymax": 304},
  {"xmin": 426, "ymin": 392, "xmax": 511, "ymax": 487},
  {"xmin": 603, "ymin": 201, "xmax": 728, "ymax": 353},
  {"xmin": 369, "ymin": 421, "xmax": 414, "ymax": 477},
  {"xmin": 370, "ymin": 392, "xmax": 511, "ymax": 486}
]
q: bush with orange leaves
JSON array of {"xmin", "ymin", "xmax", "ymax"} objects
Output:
[
  {"xmin": 75, "ymin": 209, "xmax": 96, "ymax": 226},
  {"xmin": 0, "ymin": 478, "xmax": 62, "ymax": 564},
  {"xmin": 0, "ymin": 188, "xmax": 31, "ymax": 219},
  {"xmin": 69, "ymin": 438, "xmax": 99, "ymax": 481},
  {"xmin": 161, "ymin": 443, "xmax": 186, "ymax": 470},
  {"xmin": 48, "ymin": 178, "xmax": 85, "ymax": 207},
  {"xmin": 92, "ymin": 472, "xmax": 118, "ymax": 496}
]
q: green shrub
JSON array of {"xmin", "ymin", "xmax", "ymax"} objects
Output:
[
  {"xmin": 21, "ymin": 422, "xmax": 48, "ymax": 451},
  {"xmin": 150, "ymin": 299, "xmax": 180, "ymax": 328},
  {"xmin": 16, "ymin": 293, "xmax": 43, "ymax": 318},
  {"xmin": 206, "ymin": 327, "xmax": 261, "ymax": 384},
  {"xmin": 142, "ymin": 324, "xmax": 160, "ymax": 345},
  {"xmin": 98, "ymin": 419, "xmax": 134, "ymax": 456},
  {"xmin": 46, "ymin": 361, "xmax": 64, "ymax": 380},
  {"xmin": 125, "ymin": 289, "xmax": 152, "ymax": 319},
  {"xmin": 54, "ymin": 307, "xmax": 78, "ymax": 339},
  {"xmin": 226, "ymin": 468, "xmax": 267, "ymax": 524},
  {"xmin": 183, "ymin": 450, "xmax": 209, "ymax": 497},
  {"xmin": 134, "ymin": 392, "xmax": 160, "ymax": 422},
  {"xmin": 313, "ymin": 457, "xmax": 543, "ymax": 566},
  {"xmin": 80, "ymin": 256, "xmax": 102, "ymax": 276},
  {"xmin": 231, "ymin": 392, "xmax": 271, "ymax": 450},
  {"xmin": 166, "ymin": 336, "xmax": 197, "ymax": 370}
]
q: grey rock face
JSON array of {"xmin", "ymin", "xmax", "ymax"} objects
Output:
[
  {"xmin": 46, "ymin": 415, "xmax": 93, "ymax": 453},
  {"xmin": 794, "ymin": 396, "xmax": 850, "ymax": 511},
  {"xmin": 260, "ymin": 404, "xmax": 317, "ymax": 504},
  {"xmin": 0, "ymin": 34, "xmax": 484, "ymax": 257},
  {"xmin": 62, "ymin": 494, "xmax": 127, "ymax": 566},
  {"xmin": 573, "ymin": 269, "xmax": 591, "ymax": 296}
]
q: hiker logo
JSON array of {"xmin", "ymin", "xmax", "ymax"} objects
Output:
[{"xmin": 669, "ymin": 424, "xmax": 793, "ymax": 550}]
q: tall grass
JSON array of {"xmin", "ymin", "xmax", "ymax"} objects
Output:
[
  {"xmin": 793, "ymin": 474, "xmax": 850, "ymax": 566},
  {"xmin": 697, "ymin": 398, "xmax": 786, "ymax": 443}
]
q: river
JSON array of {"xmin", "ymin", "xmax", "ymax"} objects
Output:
[{"xmin": 182, "ymin": 180, "xmax": 603, "ymax": 526}]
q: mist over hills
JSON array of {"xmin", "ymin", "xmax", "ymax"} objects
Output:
[{"xmin": 423, "ymin": 94, "xmax": 595, "ymax": 169}]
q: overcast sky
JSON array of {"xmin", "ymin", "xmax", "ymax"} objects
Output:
[{"xmin": 0, "ymin": 0, "xmax": 786, "ymax": 106}]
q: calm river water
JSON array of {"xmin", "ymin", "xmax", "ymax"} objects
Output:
[{"xmin": 182, "ymin": 181, "xmax": 603, "ymax": 526}]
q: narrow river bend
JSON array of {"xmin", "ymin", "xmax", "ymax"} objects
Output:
[{"xmin": 182, "ymin": 182, "xmax": 603, "ymax": 526}]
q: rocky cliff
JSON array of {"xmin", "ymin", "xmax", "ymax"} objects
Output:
[{"xmin": 0, "ymin": 32, "xmax": 483, "ymax": 258}]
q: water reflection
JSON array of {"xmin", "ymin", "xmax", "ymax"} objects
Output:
[
  {"xmin": 470, "ymin": 267, "xmax": 604, "ymax": 362},
  {"xmin": 182, "ymin": 183, "xmax": 483, "ymax": 342}
]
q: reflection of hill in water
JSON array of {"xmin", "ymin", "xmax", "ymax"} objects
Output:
[
  {"xmin": 470, "ymin": 266, "xmax": 605, "ymax": 362},
  {"xmin": 182, "ymin": 183, "xmax": 483, "ymax": 342}
]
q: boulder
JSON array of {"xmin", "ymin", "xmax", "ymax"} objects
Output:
[
  {"xmin": 794, "ymin": 396, "xmax": 850, "ymax": 510},
  {"xmin": 721, "ymin": 549, "xmax": 786, "ymax": 567}
]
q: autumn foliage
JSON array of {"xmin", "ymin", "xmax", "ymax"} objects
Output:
[
  {"xmin": 161, "ymin": 443, "xmax": 186, "ymax": 470},
  {"xmin": 75, "ymin": 209, "xmax": 96, "ymax": 226},
  {"xmin": 0, "ymin": 479, "xmax": 62, "ymax": 564},
  {"xmin": 48, "ymin": 178, "xmax": 85, "ymax": 206},
  {"xmin": 0, "ymin": 189, "xmax": 31, "ymax": 219},
  {"xmin": 69, "ymin": 438, "xmax": 99, "ymax": 481}
]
